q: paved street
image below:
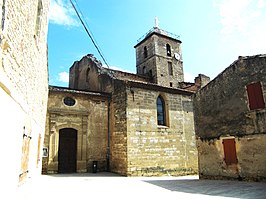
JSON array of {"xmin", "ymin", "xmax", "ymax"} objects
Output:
[{"xmin": 20, "ymin": 172, "xmax": 266, "ymax": 199}]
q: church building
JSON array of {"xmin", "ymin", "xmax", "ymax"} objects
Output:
[{"xmin": 42, "ymin": 24, "xmax": 209, "ymax": 176}]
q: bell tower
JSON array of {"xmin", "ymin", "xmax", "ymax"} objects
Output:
[{"xmin": 134, "ymin": 19, "xmax": 184, "ymax": 88}]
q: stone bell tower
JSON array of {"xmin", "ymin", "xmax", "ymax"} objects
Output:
[{"xmin": 134, "ymin": 18, "xmax": 184, "ymax": 88}]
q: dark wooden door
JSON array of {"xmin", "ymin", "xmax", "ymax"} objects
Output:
[
  {"xmin": 58, "ymin": 128, "xmax": 77, "ymax": 173},
  {"xmin": 223, "ymin": 138, "xmax": 238, "ymax": 165}
]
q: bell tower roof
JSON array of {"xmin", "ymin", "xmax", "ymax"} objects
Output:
[
  {"xmin": 134, "ymin": 21, "xmax": 184, "ymax": 88},
  {"xmin": 134, "ymin": 26, "xmax": 181, "ymax": 48}
]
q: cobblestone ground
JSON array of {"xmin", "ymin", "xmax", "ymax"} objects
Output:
[{"xmin": 20, "ymin": 172, "xmax": 266, "ymax": 199}]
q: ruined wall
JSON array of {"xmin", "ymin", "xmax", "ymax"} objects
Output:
[
  {"xmin": 0, "ymin": 0, "xmax": 49, "ymax": 194},
  {"xmin": 43, "ymin": 88, "xmax": 109, "ymax": 173},
  {"xmin": 193, "ymin": 55, "xmax": 266, "ymax": 181},
  {"xmin": 126, "ymin": 84, "xmax": 197, "ymax": 176},
  {"xmin": 69, "ymin": 54, "xmax": 102, "ymax": 91}
]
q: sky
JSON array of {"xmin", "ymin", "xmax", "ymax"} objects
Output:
[{"xmin": 48, "ymin": 0, "xmax": 266, "ymax": 87}]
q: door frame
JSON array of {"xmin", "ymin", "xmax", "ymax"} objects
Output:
[{"xmin": 58, "ymin": 128, "xmax": 77, "ymax": 173}]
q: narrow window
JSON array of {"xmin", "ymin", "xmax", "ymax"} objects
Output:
[
  {"xmin": 86, "ymin": 68, "xmax": 90, "ymax": 82},
  {"xmin": 168, "ymin": 62, "xmax": 173, "ymax": 75},
  {"xmin": 222, "ymin": 138, "xmax": 238, "ymax": 165},
  {"xmin": 143, "ymin": 66, "xmax": 146, "ymax": 74},
  {"xmin": 246, "ymin": 82, "xmax": 265, "ymax": 110},
  {"xmin": 144, "ymin": 46, "xmax": 148, "ymax": 58},
  {"xmin": 157, "ymin": 95, "xmax": 166, "ymax": 126},
  {"xmin": 166, "ymin": 44, "xmax": 171, "ymax": 57},
  {"xmin": 149, "ymin": 69, "xmax": 152, "ymax": 77},
  {"xmin": 170, "ymin": 82, "xmax": 173, "ymax": 87},
  {"xmin": 35, "ymin": 0, "xmax": 43, "ymax": 36}
]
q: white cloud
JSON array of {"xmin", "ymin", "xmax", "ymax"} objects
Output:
[
  {"xmin": 58, "ymin": 71, "xmax": 69, "ymax": 83},
  {"xmin": 49, "ymin": 0, "xmax": 78, "ymax": 26},
  {"xmin": 184, "ymin": 71, "xmax": 195, "ymax": 83},
  {"xmin": 103, "ymin": 65, "xmax": 135, "ymax": 74},
  {"xmin": 215, "ymin": 0, "xmax": 266, "ymax": 56}
]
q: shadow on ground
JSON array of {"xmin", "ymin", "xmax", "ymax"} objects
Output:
[{"xmin": 144, "ymin": 178, "xmax": 266, "ymax": 199}]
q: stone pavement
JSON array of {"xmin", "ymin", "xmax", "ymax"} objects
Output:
[{"xmin": 20, "ymin": 172, "xmax": 266, "ymax": 199}]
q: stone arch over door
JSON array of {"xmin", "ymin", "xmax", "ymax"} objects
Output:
[
  {"xmin": 58, "ymin": 128, "xmax": 77, "ymax": 173},
  {"xmin": 47, "ymin": 116, "xmax": 88, "ymax": 174}
]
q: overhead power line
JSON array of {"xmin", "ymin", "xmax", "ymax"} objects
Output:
[{"xmin": 70, "ymin": 0, "xmax": 109, "ymax": 68}]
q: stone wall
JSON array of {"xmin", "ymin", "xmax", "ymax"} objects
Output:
[
  {"xmin": 126, "ymin": 83, "xmax": 198, "ymax": 176},
  {"xmin": 43, "ymin": 87, "xmax": 109, "ymax": 173},
  {"xmin": 197, "ymin": 134, "xmax": 266, "ymax": 181},
  {"xmin": 0, "ymin": 0, "xmax": 49, "ymax": 195},
  {"xmin": 135, "ymin": 31, "xmax": 183, "ymax": 88},
  {"xmin": 193, "ymin": 55, "xmax": 266, "ymax": 181},
  {"xmin": 110, "ymin": 80, "xmax": 128, "ymax": 175},
  {"xmin": 69, "ymin": 55, "xmax": 102, "ymax": 91}
]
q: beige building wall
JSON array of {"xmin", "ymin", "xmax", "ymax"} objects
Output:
[
  {"xmin": 0, "ymin": 0, "xmax": 49, "ymax": 196},
  {"xmin": 43, "ymin": 87, "xmax": 109, "ymax": 174},
  {"xmin": 109, "ymin": 79, "xmax": 198, "ymax": 176},
  {"xmin": 197, "ymin": 135, "xmax": 266, "ymax": 180},
  {"xmin": 126, "ymin": 85, "xmax": 197, "ymax": 176}
]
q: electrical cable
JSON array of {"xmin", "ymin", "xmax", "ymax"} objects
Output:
[{"xmin": 70, "ymin": 0, "xmax": 109, "ymax": 68}]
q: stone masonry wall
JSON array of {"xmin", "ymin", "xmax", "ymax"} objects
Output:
[
  {"xmin": 193, "ymin": 55, "xmax": 266, "ymax": 181},
  {"xmin": 194, "ymin": 55, "xmax": 266, "ymax": 139},
  {"xmin": 126, "ymin": 86, "xmax": 197, "ymax": 176},
  {"xmin": 43, "ymin": 88, "xmax": 109, "ymax": 174},
  {"xmin": 135, "ymin": 33, "xmax": 183, "ymax": 88},
  {"xmin": 110, "ymin": 80, "xmax": 128, "ymax": 175},
  {"xmin": 0, "ymin": 0, "xmax": 49, "ymax": 195},
  {"xmin": 154, "ymin": 35, "xmax": 184, "ymax": 87}
]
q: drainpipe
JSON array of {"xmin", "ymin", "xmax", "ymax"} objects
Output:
[{"xmin": 107, "ymin": 98, "xmax": 111, "ymax": 171}]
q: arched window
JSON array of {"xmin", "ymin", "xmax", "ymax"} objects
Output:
[
  {"xmin": 143, "ymin": 66, "xmax": 146, "ymax": 74},
  {"xmin": 166, "ymin": 44, "xmax": 171, "ymax": 57},
  {"xmin": 144, "ymin": 46, "xmax": 148, "ymax": 58},
  {"xmin": 157, "ymin": 95, "xmax": 166, "ymax": 125}
]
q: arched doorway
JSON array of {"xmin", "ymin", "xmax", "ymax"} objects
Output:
[{"xmin": 58, "ymin": 128, "xmax": 77, "ymax": 173}]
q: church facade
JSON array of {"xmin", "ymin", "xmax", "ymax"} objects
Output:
[{"xmin": 43, "ymin": 26, "xmax": 208, "ymax": 176}]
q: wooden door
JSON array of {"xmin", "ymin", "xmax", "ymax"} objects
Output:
[{"xmin": 58, "ymin": 128, "xmax": 77, "ymax": 173}]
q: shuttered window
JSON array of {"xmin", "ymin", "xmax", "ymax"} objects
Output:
[
  {"xmin": 246, "ymin": 82, "xmax": 265, "ymax": 110},
  {"xmin": 20, "ymin": 128, "xmax": 31, "ymax": 182},
  {"xmin": 222, "ymin": 138, "xmax": 238, "ymax": 165}
]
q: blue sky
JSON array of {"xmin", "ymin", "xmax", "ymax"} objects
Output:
[{"xmin": 48, "ymin": 0, "xmax": 266, "ymax": 87}]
